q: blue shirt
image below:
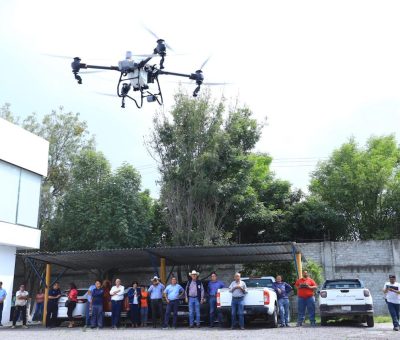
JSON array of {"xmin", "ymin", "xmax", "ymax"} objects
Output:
[
  {"xmin": 148, "ymin": 283, "xmax": 165, "ymax": 300},
  {"xmin": 164, "ymin": 284, "xmax": 184, "ymax": 301},
  {"xmin": 48, "ymin": 288, "xmax": 61, "ymax": 305},
  {"xmin": 208, "ymin": 281, "xmax": 225, "ymax": 296},
  {"xmin": 86, "ymin": 284, "xmax": 96, "ymax": 302},
  {"xmin": 91, "ymin": 288, "xmax": 104, "ymax": 306},
  {"xmin": 0, "ymin": 288, "xmax": 6, "ymax": 302},
  {"xmin": 272, "ymin": 282, "xmax": 292, "ymax": 299}
]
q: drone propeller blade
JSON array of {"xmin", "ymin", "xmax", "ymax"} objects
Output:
[
  {"xmin": 203, "ymin": 82, "xmax": 232, "ymax": 86},
  {"xmin": 142, "ymin": 24, "xmax": 175, "ymax": 52},
  {"xmin": 95, "ymin": 92, "xmax": 119, "ymax": 98},
  {"xmin": 80, "ymin": 70, "xmax": 106, "ymax": 74},
  {"xmin": 199, "ymin": 55, "xmax": 212, "ymax": 70},
  {"xmin": 168, "ymin": 80, "xmax": 231, "ymax": 86},
  {"xmin": 42, "ymin": 53, "xmax": 74, "ymax": 59}
]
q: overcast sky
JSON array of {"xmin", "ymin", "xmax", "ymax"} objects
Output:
[{"xmin": 1, "ymin": 0, "xmax": 400, "ymax": 197}]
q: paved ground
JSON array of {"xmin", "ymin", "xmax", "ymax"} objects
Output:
[{"xmin": 0, "ymin": 323, "xmax": 398, "ymax": 340}]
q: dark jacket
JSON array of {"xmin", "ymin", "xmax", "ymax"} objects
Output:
[
  {"xmin": 185, "ymin": 280, "xmax": 204, "ymax": 302},
  {"xmin": 127, "ymin": 287, "xmax": 142, "ymax": 306}
]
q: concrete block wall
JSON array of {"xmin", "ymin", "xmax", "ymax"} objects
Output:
[{"xmin": 299, "ymin": 240, "xmax": 400, "ymax": 315}]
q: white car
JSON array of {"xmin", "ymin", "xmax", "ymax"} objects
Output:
[
  {"xmin": 57, "ymin": 288, "xmax": 89, "ymax": 320},
  {"xmin": 217, "ymin": 276, "xmax": 278, "ymax": 327},
  {"xmin": 318, "ymin": 279, "xmax": 374, "ymax": 327}
]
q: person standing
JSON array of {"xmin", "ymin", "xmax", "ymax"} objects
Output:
[
  {"xmin": 295, "ymin": 270, "xmax": 318, "ymax": 327},
  {"xmin": 33, "ymin": 289, "xmax": 45, "ymax": 322},
  {"xmin": 185, "ymin": 270, "xmax": 204, "ymax": 328},
  {"xmin": 148, "ymin": 276, "xmax": 165, "ymax": 328},
  {"xmin": 84, "ymin": 282, "xmax": 96, "ymax": 328},
  {"xmin": 229, "ymin": 272, "xmax": 247, "ymax": 330},
  {"xmin": 272, "ymin": 275, "xmax": 292, "ymax": 327},
  {"xmin": 46, "ymin": 282, "xmax": 61, "ymax": 328},
  {"xmin": 90, "ymin": 280, "xmax": 104, "ymax": 329},
  {"xmin": 67, "ymin": 283, "xmax": 78, "ymax": 328},
  {"xmin": 128, "ymin": 281, "xmax": 141, "ymax": 328},
  {"xmin": 140, "ymin": 285, "xmax": 149, "ymax": 327},
  {"xmin": 208, "ymin": 272, "xmax": 225, "ymax": 327},
  {"xmin": 0, "ymin": 281, "xmax": 7, "ymax": 326},
  {"xmin": 11, "ymin": 284, "xmax": 29, "ymax": 329},
  {"xmin": 110, "ymin": 278, "xmax": 125, "ymax": 329},
  {"xmin": 102, "ymin": 280, "xmax": 112, "ymax": 316},
  {"xmin": 163, "ymin": 277, "xmax": 184, "ymax": 329},
  {"xmin": 383, "ymin": 274, "xmax": 400, "ymax": 331}
]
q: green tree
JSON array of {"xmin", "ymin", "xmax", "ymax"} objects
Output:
[
  {"xmin": 47, "ymin": 150, "xmax": 153, "ymax": 250},
  {"xmin": 310, "ymin": 135, "xmax": 400, "ymax": 239},
  {"xmin": 149, "ymin": 90, "xmax": 262, "ymax": 246}
]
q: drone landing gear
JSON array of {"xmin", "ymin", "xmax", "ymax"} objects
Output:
[{"xmin": 117, "ymin": 72, "xmax": 163, "ymax": 109}]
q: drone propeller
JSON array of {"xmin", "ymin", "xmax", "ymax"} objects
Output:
[
  {"xmin": 42, "ymin": 53, "xmax": 112, "ymax": 61},
  {"xmin": 199, "ymin": 56, "xmax": 212, "ymax": 71},
  {"xmin": 142, "ymin": 25, "xmax": 175, "ymax": 53}
]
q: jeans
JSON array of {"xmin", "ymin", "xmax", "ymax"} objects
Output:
[
  {"xmin": 46, "ymin": 302, "xmax": 58, "ymax": 327},
  {"xmin": 150, "ymin": 299, "xmax": 163, "ymax": 327},
  {"xmin": 163, "ymin": 299, "xmax": 179, "ymax": 328},
  {"xmin": 0, "ymin": 302, "xmax": 3, "ymax": 324},
  {"xmin": 33, "ymin": 302, "xmax": 44, "ymax": 321},
  {"xmin": 387, "ymin": 302, "xmax": 400, "ymax": 327},
  {"xmin": 209, "ymin": 296, "xmax": 222, "ymax": 326},
  {"xmin": 141, "ymin": 306, "xmax": 148, "ymax": 325},
  {"xmin": 188, "ymin": 297, "xmax": 200, "ymax": 326},
  {"xmin": 111, "ymin": 300, "xmax": 123, "ymax": 327},
  {"xmin": 91, "ymin": 304, "xmax": 103, "ymax": 328},
  {"xmin": 67, "ymin": 301, "xmax": 76, "ymax": 321},
  {"xmin": 278, "ymin": 298, "xmax": 290, "ymax": 325},
  {"xmin": 129, "ymin": 304, "xmax": 140, "ymax": 325},
  {"xmin": 13, "ymin": 305, "xmax": 27, "ymax": 326},
  {"xmin": 85, "ymin": 301, "xmax": 91, "ymax": 326},
  {"xmin": 231, "ymin": 297, "xmax": 244, "ymax": 328},
  {"xmin": 297, "ymin": 296, "xmax": 315, "ymax": 324}
]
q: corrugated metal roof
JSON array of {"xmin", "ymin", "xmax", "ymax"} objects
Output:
[{"xmin": 18, "ymin": 242, "xmax": 304, "ymax": 270}]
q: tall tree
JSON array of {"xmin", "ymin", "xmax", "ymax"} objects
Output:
[
  {"xmin": 47, "ymin": 150, "xmax": 153, "ymax": 250},
  {"xmin": 310, "ymin": 135, "xmax": 400, "ymax": 239},
  {"xmin": 149, "ymin": 91, "xmax": 262, "ymax": 246}
]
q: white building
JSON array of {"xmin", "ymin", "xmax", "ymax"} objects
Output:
[{"xmin": 0, "ymin": 117, "xmax": 49, "ymax": 324}]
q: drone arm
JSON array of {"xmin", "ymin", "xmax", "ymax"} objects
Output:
[
  {"xmin": 158, "ymin": 70, "xmax": 193, "ymax": 79},
  {"xmin": 79, "ymin": 63, "xmax": 119, "ymax": 71}
]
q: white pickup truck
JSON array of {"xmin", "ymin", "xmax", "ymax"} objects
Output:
[
  {"xmin": 216, "ymin": 276, "xmax": 278, "ymax": 327},
  {"xmin": 318, "ymin": 279, "xmax": 374, "ymax": 327}
]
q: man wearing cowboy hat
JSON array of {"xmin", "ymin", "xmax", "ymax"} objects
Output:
[
  {"xmin": 148, "ymin": 276, "xmax": 165, "ymax": 328},
  {"xmin": 185, "ymin": 270, "xmax": 205, "ymax": 328}
]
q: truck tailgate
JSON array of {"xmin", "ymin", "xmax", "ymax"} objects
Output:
[
  {"xmin": 325, "ymin": 289, "xmax": 366, "ymax": 305},
  {"xmin": 219, "ymin": 287, "xmax": 267, "ymax": 307}
]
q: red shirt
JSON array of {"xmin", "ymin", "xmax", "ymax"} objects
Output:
[
  {"xmin": 295, "ymin": 277, "xmax": 316, "ymax": 298},
  {"xmin": 68, "ymin": 288, "xmax": 78, "ymax": 302}
]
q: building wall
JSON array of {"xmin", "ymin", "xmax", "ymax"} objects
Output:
[
  {"xmin": 0, "ymin": 246, "xmax": 17, "ymax": 323},
  {"xmin": 0, "ymin": 117, "xmax": 48, "ymax": 325},
  {"xmin": 299, "ymin": 240, "xmax": 400, "ymax": 315}
]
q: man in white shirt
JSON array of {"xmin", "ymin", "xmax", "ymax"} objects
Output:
[
  {"xmin": 110, "ymin": 279, "xmax": 125, "ymax": 329},
  {"xmin": 383, "ymin": 274, "xmax": 400, "ymax": 331},
  {"xmin": 11, "ymin": 285, "xmax": 29, "ymax": 329},
  {"xmin": 228, "ymin": 272, "xmax": 247, "ymax": 330}
]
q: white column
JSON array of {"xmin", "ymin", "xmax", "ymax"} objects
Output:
[{"xmin": 0, "ymin": 245, "xmax": 16, "ymax": 325}]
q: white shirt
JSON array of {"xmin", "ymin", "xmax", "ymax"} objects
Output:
[
  {"xmin": 384, "ymin": 281, "xmax": 400, "ymax": 304},
  {"xmin": 110, "ymin": 285, "xmax": 125, "ymax": 301},
  {"xmin": 15, "ymin": 291, "xmax": 29, "ymax": 306}
]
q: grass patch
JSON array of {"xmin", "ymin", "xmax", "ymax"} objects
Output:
[{"xmin": 374, "ymin": 315, "xmax": 392, "ymax": 323}]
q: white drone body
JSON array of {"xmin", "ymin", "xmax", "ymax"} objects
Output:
[{"xmin": 117, "ymin": 51, "xmax": 148, "ymax": 89}]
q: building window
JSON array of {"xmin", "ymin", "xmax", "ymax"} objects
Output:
[{"xmin": 0, "ymin": 160, "xmax": 42, "ymax": 228}]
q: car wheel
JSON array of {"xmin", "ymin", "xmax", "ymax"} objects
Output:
[
  {"xmin": 321, "ymin": 316, "xmax": 328, "ymax": 326},
  {"xmin": 268, "ymin": 306, "xmax": 278, "ymax": 328},
  {"xmin": 366, "ymin": 315, "xmax": 374, "ymax": 327}
]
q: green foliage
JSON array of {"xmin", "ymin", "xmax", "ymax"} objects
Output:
[
  {"xmin": 310, "ymin": 135, "xmax": 400, "ymax": 239},
  {"xmin": 242, "ymin": 261, "xmax": 298, "ymax": 285},
  {"xmin": 149, "ymin": 90, "xmax": 262, "ymax": 246},
  {"xmin": 304, "ymin": 259, "xmax": 324, "ymax": 285},
  {"xmin": 46, "ymin": 150, "xmax": 153, "ymax": 250}
]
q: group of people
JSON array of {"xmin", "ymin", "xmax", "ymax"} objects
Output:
[{"xmin": 1, "ymin": 271, "xmax": 399, "ymax": 331}]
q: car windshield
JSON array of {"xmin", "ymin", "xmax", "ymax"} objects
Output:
[
  {"xmin": 244, "ymin": 279, "xmax": 274, "ymax": 288},
  {"xmin": 323, "ymin": 280, "xmax": 363, "ymax": 289}
]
